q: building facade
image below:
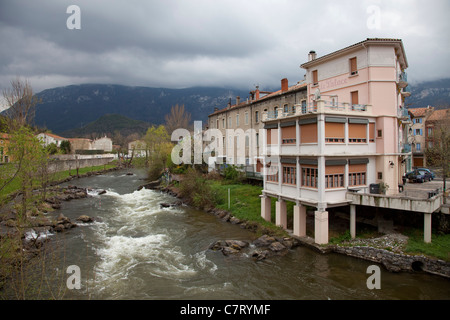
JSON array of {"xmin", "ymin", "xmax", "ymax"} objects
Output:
[
  {"xmin": 37, "ymin": 132, "xmax": 67, "ymax": 147},
  {"xmin": 207, "ymin": 79, "xmax": 307, "ymax": 176},
  {"xmin": 409, "ymin": 106, "xmax": 434, "ymax": 167},
  {"xmin": 260, "ymin": 38, "xmax": 411, "ymax": 244}
]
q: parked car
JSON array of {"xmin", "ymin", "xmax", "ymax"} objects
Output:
[
  {"xmin": 415, "ymin": 168, "xmax": 436, "ymax": 180},
  {"xmin": 405, "ymin": 169, "xmax": 433, "ymax": 183}
]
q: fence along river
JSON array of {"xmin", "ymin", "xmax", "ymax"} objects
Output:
[{"xmin": 46, "ymin": 169, "xmax": 450, "ymax": 300}]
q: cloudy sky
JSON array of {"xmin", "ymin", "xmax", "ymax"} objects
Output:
[{"xmin": 0, "ymin": 0, "xmax": 449, "ymax": 106}]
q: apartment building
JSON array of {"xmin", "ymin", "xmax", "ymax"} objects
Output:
[
  {"xmin": 207, "ymin": 79, "xmax": 307, "ymax": 175},
  {"xmin": 408, "ymin": 106, "xmax": 434, "ymax": 167},
  {"xmin": 260, "ymin": 38, "xmax": 411, "ymax": 244}
]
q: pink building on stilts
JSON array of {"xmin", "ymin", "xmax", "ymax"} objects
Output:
[{"xmin": 260, "ymin": 38, "xmax": 413, "ymax": 244}]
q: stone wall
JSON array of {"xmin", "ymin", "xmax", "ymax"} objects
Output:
[
  {"xmin": 332, "ymin": 245, "xmax": 450, "ymax": 278},
  {"xmin": 47, "ymin": 156, "xmax": 114, "ymax": 173}
]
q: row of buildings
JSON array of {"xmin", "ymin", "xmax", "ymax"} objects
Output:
[
  {"xmin": 36, "ymin": 132, "xmax": 113, "ymax": 154},
  {"xmin": 0, "ymin": 132, "xmax": 114, "ymax": 164},
  {"xmin": 206, "ymin": 38, "xmax": 449, "ymax": 245}
]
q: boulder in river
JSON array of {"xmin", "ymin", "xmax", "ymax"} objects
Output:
[{"xmin": 77, "ymin": 215, "xmax": 94, "ymax": 223}]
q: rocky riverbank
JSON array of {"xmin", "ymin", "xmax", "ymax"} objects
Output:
[{"xmin": 144, "ymin": 179, "xmax": 450, "ymax": 277}]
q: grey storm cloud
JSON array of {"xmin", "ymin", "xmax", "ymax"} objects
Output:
[{"xmin": 0, "ymin": 0, "xmax": 449, "ymax": 100}]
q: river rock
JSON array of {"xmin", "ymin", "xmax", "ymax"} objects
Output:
[
  {"xmin": 269, "ymin": 241, "xmax": 286, "ymax": 252},
  {"xmin": 77, "ymin": 215, "xmax": 93, "ymax": 223},
  {"xmin": 225, "ymin": 240, "xmax": 249, "ymax": 249},
  {"xmin": 253, "ymin": 235, "xmax": 276, "ymax": 247}
]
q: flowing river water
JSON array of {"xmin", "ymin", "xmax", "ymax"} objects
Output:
[{"xmin": 47, "ymin": 169, "xmax": 449, "ymax": 300}]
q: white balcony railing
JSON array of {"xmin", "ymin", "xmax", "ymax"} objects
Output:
[{"xmin": 262, "ymin": 100, "xmax": 372, "ymax": 121}]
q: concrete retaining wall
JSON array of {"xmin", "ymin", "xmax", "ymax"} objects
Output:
[
  {"xmin": 333, "ymin": 245, "xmax": 450, "ymax": 278},
  {"xmin": 47, "ymin": 156, "xmax": 114, "ymax": 173}
]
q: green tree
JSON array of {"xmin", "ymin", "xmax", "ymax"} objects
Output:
[
  {"xmin": 59, "ymin": 140, "xmax": 71, "ymax": 154},
  {"xmin": 144, "ymin": 125, "xmax": 173, "ymax": 180}
]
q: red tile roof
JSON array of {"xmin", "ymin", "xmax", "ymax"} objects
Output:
[
  {"xmin": 427, "ymin": 108, "xmax": 450, "ymax": 122},
  {"xmin": 209, "ymin": 81, "xmax": 307, "ymax": 116},
  {"xmin": 409, "ymin": 107, "xmax": 433, "ymax": 117}
]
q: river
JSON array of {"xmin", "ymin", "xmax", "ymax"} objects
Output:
[{"xmin": 47, "ymin": 169, "xmax": 449, "ymax": 300}]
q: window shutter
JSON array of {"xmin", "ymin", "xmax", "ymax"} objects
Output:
[{"xmin": 350, "ymin": 57, "xmax": 357, "ymax": 74}]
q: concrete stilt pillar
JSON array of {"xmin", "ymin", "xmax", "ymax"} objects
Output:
[
  {"xmin": 350, "ymin": 204, "xmax": 356, "ymax": 239},
  {"xmin": 276, "ymin": 199, "xmax": 287, "ymax": 229},
  {"xmin": 293, "ymin": 204, "xmax": 306, "ymax": 237},
  {"xmin": 314, "ymin": 210, "xmax": 329, "ymax": 245},
  {"xmin": 261, "ymin": 196, "xmax": 272, "ymax": 222},
  {"xmin": 424, "ymin": 213, "xmax": 432, "ymax": 243}
]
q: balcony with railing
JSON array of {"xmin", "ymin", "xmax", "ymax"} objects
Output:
[
  {"xmin": 262, "ymin": 100, "xmax": 372, "ymax": 121},
  {"xmin": 401, "ymin": 85, "xmax": 411, "ymax": 97},
  {"xmin": 401, "ymin": 143, "xmax": 412, "ymax": 153},
  {"xmin": 398, "ymin": 107, "xmax": 411, "ymax": 122},
  {"xmin": 397, "ymin": 71, "xmax": 408, "ymax": 88}
]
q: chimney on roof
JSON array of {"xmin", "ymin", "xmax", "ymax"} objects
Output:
[
  {"xmin": 281, "ymin": 78, "xmax": 288, "ymax": 92},
  {"xmin": 227, "ymin": 98, "xmax": 231, "ymax": 108},
  {"xmin": 308, "ymin": 50, "xmax": 317, "ymax": 61},
  {"xmin": 236, "ymin": 96, "xmax": 240, "ymax": 105},
  {"xmin": 255, "ymin": 87, "xmax": 260, "ymax": 100},
  {"xmin": 214, "ymin": 107, "xmax": 219, "ymax": 112}
]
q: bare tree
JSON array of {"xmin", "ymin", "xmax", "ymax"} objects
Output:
[
  {"xmin": 2, "ymin": 78, "xmax": 41, "ymax": 131},
  {"xmin": 164, "ymin": 104, "xmax": 191, "ymax": 135},
  {"xmin": 425, "ymin": 110, "xmax": 450, "ymax": 202}
]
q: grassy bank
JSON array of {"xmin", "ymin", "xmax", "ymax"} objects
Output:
[
  {"xmin": 404, "ymin": 229, "xmax": 450, "ymax": 261},
  {"xmin": 0, "ymin": 162, "xmax": 117, "ymax": 198}
]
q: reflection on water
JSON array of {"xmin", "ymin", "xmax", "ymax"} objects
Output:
[{"xmin": 50, "ymin": 169, "xmax": 450, "ymax": 300}]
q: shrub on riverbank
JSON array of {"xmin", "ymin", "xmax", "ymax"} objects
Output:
[{"xmin": 178, "ymin": 167, "xmax": 218, "ymax": 209}]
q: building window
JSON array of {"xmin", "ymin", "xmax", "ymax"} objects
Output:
[
  {"xmin": 416, "ymin": 143, "xmax": 421, "ymax": 151},
  {"xmin": 281, "ymin": 125, "xmax": 296, "ymax": 144},
  {"xmin": 266, "ymin": 165, "xmax": 279, "ymax": 183},
  {"xmin": 350, "ymin": 57, "xmax": 358, "ymax": 75},
  {"xmin": 301, "ymin": 166, "xmax": 318, "ymax": 188},
  {"xmin": 312, "ymin": 70, "xmax": 318, "ymax": 86},
  {"xmin": 377, "ymin": 172, "xmax": 383, "ymax": 180},
  {"xmin": 349, "ymin": 123, "xmax": 367, "ymax": 143},
  {"xmin": 282, "ymin": 166, "xmax": 296, "ymax": 185},
  {"xmin": 427, "ymin": 127, "xmax": 433, "ymax": 137},
  {"xmin": 274, "ymin": 107, "xmax": 278, "ymax": 118},
  {"xmin": 377, "ymin": 129, "xmax": 382, "ymax": 138},
  {"xmin": 245, "ymin": 112, "xmax": 249, "ymax": 125},
  {"xmin": 255, "ymin": 111, "xmax": 259, "ymax": 123},
  {"xmin": 325, "ymin": 174, "xmax": 344, "ymax": 188},
  {"xmin": 256, "ymin": 133, "xmax": 259, "ymax": 148},
  {"xmin": 414, "ymin": 118, "xmax": 422, "ymax": 124},
  {"xmin": 222, "ymin": 118, "xmax": 225, "ymax": 128},
  {"xmin": 369, "ymin": 123, "xmax": 375, "ymax": 142},
  {"xmin": 325, "ymin": 122, "xmax": 345, "ymax": 143},
  {"xmin": 414, "ymin": 129, "xmax": 423, "ymax": 136},
  {"xmin": 283, "ymin": 104, "xmax": 289, "ymax": 114},
  {"xmin": 351, "ymin": 91, "xmax": 359, "ymax": 106},
  {"xmin": 266, "ymin": 128, "xmax": 278, "ymax": 145},
  {"xmin": 216, "ymin": 119, "xmax": 219, "ymax": 129},
  {"xmin": 300, "ymin": 122, "xmax": 318, "ymax": 144},
  {"xmin": 236, "ymin": 114, "xmax": 239, "ymax": 126},
  {"xmin": 349, "ymin": 163, "xmax": 367, "ymax": 187},
  {"xmin": 301, "ymin": 100, "xmax": 307, "ymax": 114},
  {"xmin": 325, "ymin": 165, "xmax": 345, "ymax": 189}
]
